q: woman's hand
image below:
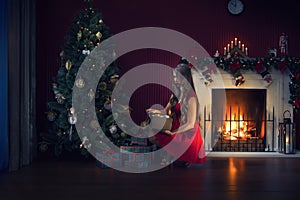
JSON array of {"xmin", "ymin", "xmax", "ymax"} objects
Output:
[{"xmin": 164, "ymin": 130, "xmax": 176, "ymax": 136}]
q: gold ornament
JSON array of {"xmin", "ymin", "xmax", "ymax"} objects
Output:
[
  {"xmin": 96, "ymin": 32, "xmax": 102, "ymax": 39},
  {"xmin": 112, "ymin": 50, "xmax": 117, "ymax": 59},
  {"xmin": 90, "ymin": 119, "xmax": 99, "ymax": 131},
  {"xmin": 65, "ymin": 60, "xmax": 72, "ymax": 71},
  {"xmin": 99, "ymin": 82, "xmax": 107, "ymax": 90},
  {"xmin": 70, "ymin": 107, "xmax": 75, "ymax": 114},
  {"xmin": 77, "ymin": 30, "xmax": 82, "ymax": 41},
  {"xmin": 88, "ymin": 89, "xmax": 95, "ymax": 101},
  {"xmin": 75, "ymin": 77, "xmax": 85, "ymax": 88},
  {"xmin": 47, "ymin": 111, "xmax": 57, "ymax": 122},
  {"xmin": 104, "ymin": 99, "xmax": 112, "ymax": 110},
  {"xmin": 110, "ymin": 74, "xmax": 119, "ymax": 85}
]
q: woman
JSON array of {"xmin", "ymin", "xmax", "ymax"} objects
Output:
[{"xmin": 147, "ymin": 62, "xmax": 206, "ymax": 166}]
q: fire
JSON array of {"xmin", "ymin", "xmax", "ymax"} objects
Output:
[{"xmin": 221, "ymin": 115, "xmax": 250, "ymax": 140}]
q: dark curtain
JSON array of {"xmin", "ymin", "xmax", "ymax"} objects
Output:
[
  {"xmin": 0, "ymin": 0, "xmax": 9, "ymax": 172},
  {"xmin": 8, "ymin": 0, "xmax": 36, "ymax": 171}
]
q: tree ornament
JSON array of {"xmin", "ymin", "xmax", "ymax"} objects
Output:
[
  {"xmin": 39, "ymin": 143, "xmax": 48, "ymax": 152},
  {"xmin": 68, "ymin": 113, "xmax": 77, "ymax": 141},
  {"xmin": 77, "ymin": 30, "xmax": 82, "ymax": 41},
  {"xmin": 47, "ymin": 111, "xmax": 57, "ymax": 122},
  {"xmin": 99, "ymin": 82, "xmax": 107, "ymax": 90},
  {"xmin": 88, "ymin": 89, "xmax": 95, "ymax": 102},
  {"xmin": 112, "ymin": 50, "xmax": 117, "ymax": 59},
  {"xmin": 75, "ymin": 77, "xmax": 85, "ymax": 88},
  {"xmin": 99, "ymin": 19, "xmax": 103, "ymax": 23},
  {"xmin": 65, "ymin": 60, "xmax": 72, "ymax": 71},
  {"xmin": 109, "ymin": 124, "xmax": 117, "ymax": 134},
  {"xmin": 90, "ymin": 119, "xmax": 99, "ymax": 131},
  {"xmin": 82, "ymin": 49, "xmax": 90, "ymax": 55},
  {"xmin": 104, "ymin": 99, "xmax": 112, "ymax": 110},
  {"xmin": 120, "ymin": 132, "xmax": 126, "ymax": 138},
  {"xmin": 55, "ymin": 93, "xmax": 65, "ymax": 104},
  {"xmin": 80, "ymin": 136, "xmax": 91, "ymax": 149},
  {"xmin": 68, "ymin": 114, "xmax": 77, "ymax": 125},
  {"xmin": 59, "ymin": 51, "xmax": 64, "ymax": 58},
  {"xmin": 70, "ymin": 107, "xmax": 75, "ymax": 114},
  {"xmin": 110, "ymin": 74, "xmax": 119, "ymax": 85},
  {"xmin": 96, "ymin": 31, "xmax": 102, "ymax": 39}
]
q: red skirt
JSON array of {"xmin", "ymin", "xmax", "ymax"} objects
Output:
[{"xmin": 155, "ymin": 121, "xmax": 206, "ymax": 164}]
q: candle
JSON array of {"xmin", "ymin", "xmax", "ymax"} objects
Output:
[
  {"xmin": 238, "ymin": 41, "xmax": 241, "ymax": 48},
  {"xmin": 242, "ymin": 44, "xmax": 245, "ymax": 52},
  {"xmin": 227, "ymin": 44, "xmax": 230, "ymax": 52},
  {"xmin": 245, "ymin": 47, "xmax": 248, "ymax": 55},
  {"xmin": 234, "ymin": 38, "xmax": 237, "ymax": 46},
  {"xmin": 231, "ymin": 41, "xmax": 233, "ymax": 48},
  {"xmin": 224, "ymin": 47, "xmax": 227, "ymax": 55}
]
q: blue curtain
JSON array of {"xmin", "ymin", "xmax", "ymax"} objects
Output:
[{"xmin": 0, "ymin": 0, "xmax": 9, "ymax": 171}]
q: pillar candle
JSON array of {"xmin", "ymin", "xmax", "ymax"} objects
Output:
[
  {"xmin": 231, "ymin": 41, "xmax": 233, "ymax": 48},
  {"xmin": 242, "ymin": 44, "xmax": 245, "ymax": 52},
  {"xmin": 238, "ymin": 41, "xmax": 241, "ymax": 48},
  {"xmin": 234, "ymin": 38, "xmax": 237, "ymax": 46}
]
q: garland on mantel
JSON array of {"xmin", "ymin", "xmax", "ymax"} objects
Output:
[
  {"xmin": 211, "ymin": 56, "xmax": 300, "ymax": 111},
  {"xmin": 189, "ymin": 56, "xmax": 300, "ymax": 111}
]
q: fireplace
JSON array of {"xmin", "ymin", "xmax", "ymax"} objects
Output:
[
  {"xmin": 194, "ymin": 69, "xmax": 293, "ymax": 153},
  {"xmin": 206, "ymin": 89, "xmax": 274, "ymax": 152}
]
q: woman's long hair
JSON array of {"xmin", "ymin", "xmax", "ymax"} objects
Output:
[{"xmin": 169, "ymin": 63, "xmax": 197, "ymax": 124}]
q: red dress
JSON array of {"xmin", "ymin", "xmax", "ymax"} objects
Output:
[{"xmin": 155, "ymin": 93, "xmax": 206, "ymax": 164}]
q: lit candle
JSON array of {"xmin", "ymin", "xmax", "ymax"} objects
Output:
[
  {"xmin": 234, "ymin": 38, "xmax": 237, "ymax": 46},
  {"xmin": 231, "ymin": 41, "xmax": 233, "ymax": 48},
  {"xmin": 286, "ymin": 134, "xmax": 290, "ymax": 153},
  {"xmin": 227, "ymin": 44, "xmax": 230, "ymax": 52},
  {"xmin": 245, "ymin": 47, "xmax": 248, "ymax": 55},
  {"xmin": 224, "ymin": 47, "xmax": 227, "ymax": 55},
  {"xmin": 242, "ymin": 44, "xmax": 245, "ymax": 52},
  {"xmin": 238, "ymin": 41, "xmax": 241, "ymax": 48}
]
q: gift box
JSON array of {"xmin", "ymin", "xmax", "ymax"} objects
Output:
[
  {"xmin": 148, "ymin": 113, "xmax": 173, "ymax": 131},
  {"xmin": 95, "ymin": 150, "xmax": 121, "ymax": 168},
  {"xmin": 131, "ymin": 136, "xmax": 148, "ymax": 146},
  {"xmin": 120, "ymin": 146, "xmax": 152, "ymax": 169}
]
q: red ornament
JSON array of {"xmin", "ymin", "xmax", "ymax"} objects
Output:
[
  {"xmin": 229, "ymin": 61, "xmax": 240, "ymax": 73},
  {"xmin": 255, "ymin": 61, "xmax": 264, "ymax": 73},
  {"xmin": 277, "ymin": 60, "xmax": 287, "ymax": 71},
  {"xmin": 293, "ymin": 99, "xmax": 300, "ymax": 108},
  {"xmin": 294, "ymin": 74, "xmax": 300, "ymax": 80}
]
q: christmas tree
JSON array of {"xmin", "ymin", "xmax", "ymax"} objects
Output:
[{"xmin": 40, "ymin": 1, "xmax": 131, "ymax": 157}]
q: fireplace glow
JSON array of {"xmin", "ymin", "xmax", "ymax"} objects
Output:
[{"xmin": 221, "ymin": 114, "xmax": 250, "ymax": 140}]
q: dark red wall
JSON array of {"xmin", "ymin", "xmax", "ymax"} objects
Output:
[{"xmin": 36, "ymin": 0, "xmax": 300, "ymax": 146}]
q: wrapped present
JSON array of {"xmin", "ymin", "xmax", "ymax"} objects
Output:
[
  {"xmin": 131, "ymin": 136, "xmax": 148, "ymax": 146},
  {"xmin": 95, "ymin": 150, "xmax": 121, "ymax": 168},
  {"xmin": 148, "ymin": 113, "xmax": 173, "ymax": 131},
  {"xmin": 120, "ymin": 146, "xmax": 152, "ymax": 169}
]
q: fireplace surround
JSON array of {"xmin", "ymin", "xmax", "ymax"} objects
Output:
[{"xmin": 194, "ymin": 68, "xmax": 293, "ymax": 152}]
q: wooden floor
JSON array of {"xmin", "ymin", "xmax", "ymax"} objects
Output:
[{"xmin": 1, "ymin": 157, "xmax": 300, "ymax": 200}]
